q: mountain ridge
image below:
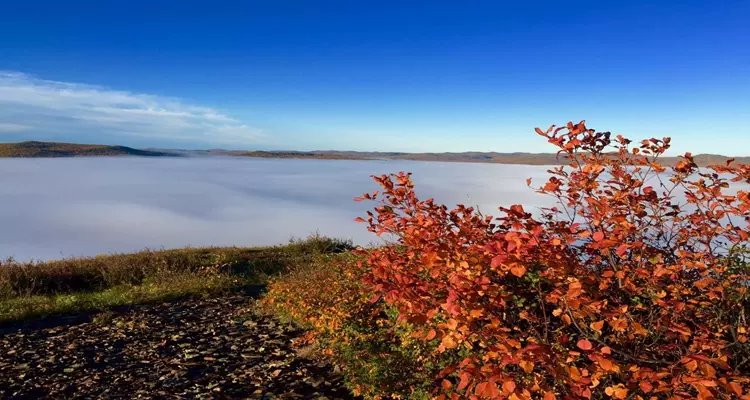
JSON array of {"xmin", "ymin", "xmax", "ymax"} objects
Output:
[
  {"xmin": 3, "ymin": 141, "xmax": 749, "ymax": 166},
  {"xmin": 0, "ymin": 141, "xmax": 177, "ymax": 158}
]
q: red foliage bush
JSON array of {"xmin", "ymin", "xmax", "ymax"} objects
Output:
[{"xmin": 355, "ymin": 121, "xmax": 750, "ymax": 399}]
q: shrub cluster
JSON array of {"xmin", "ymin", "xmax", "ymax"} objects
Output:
[{"xmin": 265, "ymin": 121, "xmax": 750, "ymax": 399}]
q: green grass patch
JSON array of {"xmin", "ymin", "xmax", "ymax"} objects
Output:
[{"xmin": 0, "ymin": 234, "xmax": 354, "ymax": 323}]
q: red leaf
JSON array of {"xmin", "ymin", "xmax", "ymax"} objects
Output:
[{"xmin": 592, "ymin": 231, "xmax": 605, "ymax": 242}]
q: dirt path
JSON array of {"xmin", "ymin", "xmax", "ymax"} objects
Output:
[{"xmin": 0, "ymin": 294, "xmax": 355, "ymax": 399}]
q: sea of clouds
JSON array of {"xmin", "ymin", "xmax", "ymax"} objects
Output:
[{"xmin": 0, "ymin": 157, "xmax": 555, "ymax": 261}]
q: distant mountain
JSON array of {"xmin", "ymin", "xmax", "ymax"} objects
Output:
[{"xmin": 0, "ymin": 141, "xmax": 177, "ymax": 158}]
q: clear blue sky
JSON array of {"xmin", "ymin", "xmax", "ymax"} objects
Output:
[{"xmin": 0, "ymin": 0, "xmax": 748, "ymax": 154}]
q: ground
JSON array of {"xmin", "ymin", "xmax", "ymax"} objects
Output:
[{"xmin": 0, "ymin": 293, "xmax": 355, "ymax": 399}]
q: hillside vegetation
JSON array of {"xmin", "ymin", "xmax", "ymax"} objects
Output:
[
  {"xmin": 0, "ymin": 235, "xmax": 353, "ymax": 322},
  {"xmin": 0, "ymin": 141, "xmax": 175, "ymax": 157}
]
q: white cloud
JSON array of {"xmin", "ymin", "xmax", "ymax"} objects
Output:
[
  {"xmin": 0, "ymin": 71, "xmax": 265, "ymax": 145},
  {"xmin": 0, "ymin": 123, "xmax": 31, "ymax": 132}
]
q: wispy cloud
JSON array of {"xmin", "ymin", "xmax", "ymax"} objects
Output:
[{"xmin": 0, "ymin": 72, "xmax": 264, "ymax": 145}]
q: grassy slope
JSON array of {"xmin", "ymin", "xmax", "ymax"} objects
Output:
[
  {"xmin": 0, "ymin": 141, "xmax": 175, "ymax": 158},
  {"xmin": 0, "ymin": 236, "xmax": 353, "ymax": 323}
]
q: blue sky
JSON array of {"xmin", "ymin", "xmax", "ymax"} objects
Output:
[{"xmin": 0, "ymin": 0, "xmax": 748, "ymax": 154}]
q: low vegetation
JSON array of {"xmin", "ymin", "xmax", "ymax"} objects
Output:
[
  {"xmin": 0, "ymin": 235, "xmax": 353, "ymax": 322},
  {"xmin": 264, "ymin": 121, "xmax": 750, "ymax": 399},
  {"xmin": 0, "ymin": 141, "xmax": 174, "ymax": 157}
]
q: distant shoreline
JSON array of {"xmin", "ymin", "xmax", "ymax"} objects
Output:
[{"xmin": 2, "ymin": 141, "xmax": 749, "ymax": 167}]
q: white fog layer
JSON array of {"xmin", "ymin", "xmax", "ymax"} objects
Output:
[{"xmin": 0, "ymin": 157, "xmax": 555, "ymax": 261}]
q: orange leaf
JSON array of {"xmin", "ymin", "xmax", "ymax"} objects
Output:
[
  {"xmin": 440, "ymin": 335, "xmax": 458, "ymax": 350},
  {"xmin": 598, "ymin": 358, "xmax": 614, "ymax": 371},
  {"xmin": 639, "ymin": 381, "xmax": 653, "ymax": 393},
  {"xmin": 502, "ymin": 380, "xmax": 516, "ymax": 394},
  {"xmin": 475, "ymin": 382, "xmax": 500, "ymax": 398},
  {"xmin": 519, "ymin": 360, "xmax": 534, "ymax": 373},
  {"xmin": 510, "ymin": 265, "xmax": 527, "ymax": 277},
  {"xmin": 593, "ymin": 231, "xmax": 605, "ymax": 242},
  {"xmin": 613, "ymin": 388, "xmax": 628, "ymax": 399},
  {"xmin": 577, "ymin": 339, "xmax": 593, "ymax": 351}
]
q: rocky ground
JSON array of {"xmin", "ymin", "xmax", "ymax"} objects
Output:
[{"xmin": 0, "ymin": 294, "xmax": 356, "ymax": 399}]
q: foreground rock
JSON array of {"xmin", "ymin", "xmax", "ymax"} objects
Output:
[{"xmin": 0, "ymin": 294, "xmax": 355, "ymax": 399}]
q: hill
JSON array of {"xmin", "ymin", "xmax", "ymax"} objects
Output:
[{"xmin": 0, "ymin": 141, "xmax": 176, "ymax": 158}]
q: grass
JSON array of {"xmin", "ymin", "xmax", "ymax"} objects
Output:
[{"xmin": 0, "ymin": 234, "xmax": 354, "ymax": 323}]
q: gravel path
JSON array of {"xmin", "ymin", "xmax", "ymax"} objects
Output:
[{"xmin": 0, "ymin": 294, "xmax": 355, "ymax": 399}]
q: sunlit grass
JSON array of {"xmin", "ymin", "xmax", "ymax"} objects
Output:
[{"xmin": 0, "ymin": 234, "xmax": 354, "ymax": 323}]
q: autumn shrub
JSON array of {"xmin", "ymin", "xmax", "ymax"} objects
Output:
[
  {"xmin": 265, "ymin": 121, "xmax": 750, "ymax": 399},
  {"xmin": 263, "ymin": 253, "xmax": 446, "ymax": 398}
]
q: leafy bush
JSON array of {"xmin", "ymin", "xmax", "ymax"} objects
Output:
[
  {"xmin": 263, "ymin": 254, "xmax": 443, "ymax": 398},
  {"xmin": 265, "ymin": 121, "xmax": 750, "ymax": 399}
]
